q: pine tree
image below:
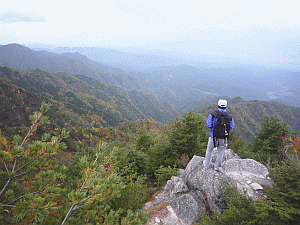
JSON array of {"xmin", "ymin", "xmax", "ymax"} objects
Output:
[
  {"xmin": 168, "ymin": 111, "xmax": 208, "ymax": 166},
  {"xmin": 0, "ymin": 102, "xmax": 150, "ymax": 224},
  {"xmin": 252, "ymin": 116, "xmax": 289, "ymax": 163},
  {"xmin": 0, "ymin": 102, "xmax": 69, "ymax": 224}
]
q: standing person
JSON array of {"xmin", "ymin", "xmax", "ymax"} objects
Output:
[{"xmin": 203, "ymin": 99, "xmax": 234, "ymax": 171}]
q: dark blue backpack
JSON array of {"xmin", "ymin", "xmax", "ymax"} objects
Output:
[{"xmin": 212, "ymin": 110, "xmax": 232, "ymax": 139}]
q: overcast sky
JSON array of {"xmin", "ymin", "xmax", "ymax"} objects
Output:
[{"xmin": 1, "ymin": 0, "xmax": 300, "ymax": 60}]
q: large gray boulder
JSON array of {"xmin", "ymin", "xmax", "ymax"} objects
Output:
[
  {"xmin": 222, "ymin": 158, "xmax": 272, "ymax": 199},
  {"xmin": 184, "ymin": 155, "xmax": 236, "ymax": 215},
  {"xmin": 144, "ymin": 149, "xmax": 272, "ymax": 225},
  {"xmin": 144, "ymin": 176, "xmax": 201, "ymax": 225}
]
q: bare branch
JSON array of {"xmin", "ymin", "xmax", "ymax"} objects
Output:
[
  {"xmin": 61, "ymin": 204, "xmax": 75, "ymax": 225},
  {"xmin": 74, "ymin": 194, "xmax": 109, "ymax": 211},
  {"xmin": 12, "ymin": 157, "xmax": 18, "ymax": 172},
  {"xmin": 0, "ymin": 204, "xmax": 16, "ymax": 208},
  {"xmin": 14, "ymin": 152, "xmax": 45, "ymax": 173},
  {"xmin": 88, "ymin": 171, "xmax": 101, "ymax": 188},
  {"xmin": 1, "ymin": 141, "xmax": 9, "ymax": 150},
  {"xmin": 20, "ymin": 125, "xmax": 34, "ymax": 148},
  {"xmin": 12, "ymin": 171, "xmax": 27, "ymax": 178},
  {"xmin": 61, "ymin": 166, "xmax": 99, "ymax": 224},
  {"xmin": 74, "ymin": 202, "xmax": 92, "ymax": 210},
  {"xmin": 12, "ymin": 177, "xmax": 38, "ymax": 181},
  {"xmin": 88, "ymin": 161, "xmax": 112, "ymax": 188},
  {"xmin": 81, "ymin": 193, "xmax": 95, "ymax": 202},
  {"xmin": 79, "ymin": 169, "xmax": 91, "ymax": 193},
  {"xmin": 2, "ymin": 159, "xmax": 9, "ymax": 174},
  {"xmin": 0, "ymin": 204, "xmax": 47, "ymax": 209},
  {"xmin": 19, "ymin": 111, "xmax": 42, "ymax": 148},
  {"xmin": 0, "ymin": 178, "xmax": 11, "ymax": 197},
  {"xmin": 6, "ymin": 180, "xmax": 54, "ymax": 205}
]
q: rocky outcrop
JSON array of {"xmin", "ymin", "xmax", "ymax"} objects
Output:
[
  {"xmin": 144, "ymin": 149, "xmax": 272, "ymax": 225},
  {"xmin": 223, "ymin": 158, "xmax": 271, "ymax": 200}
]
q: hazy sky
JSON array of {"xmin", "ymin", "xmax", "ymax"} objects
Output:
[{"xmin": 1, "ymin": 0, "xmax": 300, "ymax": 59}]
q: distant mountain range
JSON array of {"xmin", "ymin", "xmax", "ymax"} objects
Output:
[
  {"xmin": 0, "ymin": 44, "xmax": 206, "ymax": 109},
  {"xmin": 1, "ymin": 43, "xmax": 300, "ymax": 109},
  {"xmin": 30, "ymin": 44, "xmax": 300, "ymax": 108},
  {"xmin": 1, "ymin": 43, "xmax": 300, "ymax": 141}
]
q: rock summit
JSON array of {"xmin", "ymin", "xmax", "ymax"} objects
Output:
[{"xmin": 144, "ymin": 149, "xmax": 272, "ymax": 225}]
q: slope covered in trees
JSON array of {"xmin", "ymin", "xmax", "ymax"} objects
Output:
[
  {"xmin": 3, "ymin": 43, "xmax": 300, "ymax": 111},
  {"xmin": 2, "ymin": 66, "xmax": 300, "ymax": 148},
  {"xmin": 0, "ymin": 66, "xmax": 176, "ymax": 125},
  {"xmin": 0, "ymin": 44, "xmax": 189, "ymax": 109},
  {"xmin": 1, "ymin": 99, "xmax": 300, "ymax": 224},
  {"xmin": 0, "ymin": 66, "xmax": 299, "ymax": 224},
  {"xmin": 0, "ymin": 44, "xmax": 133, "ymax": 87},
  {"xmin": 1, "ymin": 43, "xmax": 300, "ymax": 224},
  {"xmin": 0, "ymin": 102, "xmax": 153, "ymax": 224},
  {"xmin": 195, "ymin": 97, "xmax": 300, "ymax": 143}
]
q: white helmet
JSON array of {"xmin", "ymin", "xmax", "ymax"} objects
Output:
[{"xmin": 218, "ymin": 99, "xmax": 227, "ymax": 108}]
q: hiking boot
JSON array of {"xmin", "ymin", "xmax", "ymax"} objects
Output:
[{"xmin": 214, "ymin": 167, "xmax": 224, "ymax": 173}]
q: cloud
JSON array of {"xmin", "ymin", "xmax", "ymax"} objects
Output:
[{"xmin": 0, "ymin": 11, "xmax": 46, "ymax": 24}]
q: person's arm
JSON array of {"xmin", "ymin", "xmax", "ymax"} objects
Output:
[
  {"xmin": 230, "ymin": 117, "xmax": 234, "ymax": 130},
  {"xmin": 206, "ymin": 114, "xmax": 213, "ymax": 128}
]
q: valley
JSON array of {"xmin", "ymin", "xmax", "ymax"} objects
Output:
[
  {"xmin": 1, "ymin": 43, "xmax": 300, "ymax": 225},
  {"xmin": 0, "ymin": 44, "xmax": 300, "ymax": 144}
]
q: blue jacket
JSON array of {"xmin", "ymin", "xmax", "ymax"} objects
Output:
[{"xmin": 206, "ymin": 108, "xmax": 234, "ymax": 138}]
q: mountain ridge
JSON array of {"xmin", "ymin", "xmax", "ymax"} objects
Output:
[
  {"xmin": 0, "ymin": 66, "xmax": 177, "ymax": 126},
  {"xmin": 0, "ymin": 43, "xmax": 143, "ymax": 89},
  {"xmin": 1, "ymin": 65, "xmax": 300, "ymax": 144},
  {"xmin": 2, "ymin": 43, "xmax": 300, "ymax": 109},
  {"xmin": 0, "ymin": 44, "xmax": 204, "ymax": 109},
  {"xmin": 195, "ymin": 98, "xmax": 300, "ymax": 142}
]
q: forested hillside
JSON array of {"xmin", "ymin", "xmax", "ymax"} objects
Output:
[
  {"xmin": 0, "ymin": 66, "xmax": 176, "ymax": 123},
  {"xmin": 195, "ymin": 97, "xmax": 300, "ymax": 142},
  {"xmin": 1, "ymin": 64, "xmax": 300, "ymax": 145},
  {"xmin": 1, "ymin": 43, "xmax": 300, "ymax": 224},
  {"xmin": 3, "ymin": 44, "xmax": 300, "ymax": 111},
  {"xmin": 0, "ymin": 44, "xmax": 148, "ymax": 91},
  {"xmin": 42, "ymin": 45, "xmax": 300, "ymax": 108},
  {"xmin": 0, "ymin": 65, "xmax": 179, "ymax": 154},
  {"xmin": 0, "ymin": 44, "xmax": 206, "ymax": 109}
]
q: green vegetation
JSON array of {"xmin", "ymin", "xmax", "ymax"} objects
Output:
[
  {"xmin": 0, "ymin": 100, "xmax": 206, "ymax": 224},
  {"xmin": 167, "ymin": 111, "xmax": 208, "ymax": 165},
  {"xmin": 196, "ymin": 99, "xmax": 300, "ymax": 143},
  {"xmin": 198, "ymin": 116, "xmax": 300, "ymax": 225},
  {"xmin": 199, "ymin": 159, "xmax": 300, "ymax": 225},
  {"xmin": 251, "ymin": 116, "xmax": 290, "ymax": 163},
  {"xmin": 0, "ymin": 103, "xmax": 150, "ymax": 224},
  {"xmin": 0, "ymin": 66, "xmax": 176, "ymax": 126},
  {"xmin": 1, "ymin": 64, "xmax": 300, "ymax": 224}
]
